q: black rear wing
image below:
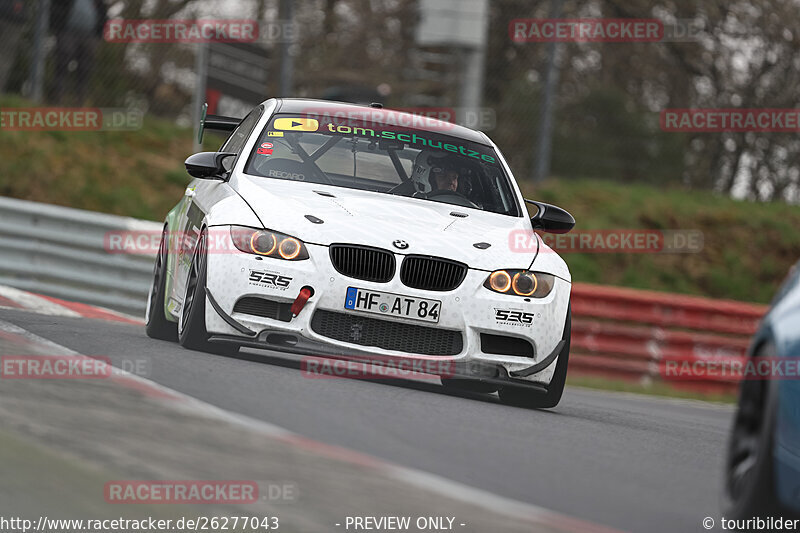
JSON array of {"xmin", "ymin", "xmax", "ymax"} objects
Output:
[{"xmin": 197, "ymin": 103, "xmax": 242, "ymax": 144}]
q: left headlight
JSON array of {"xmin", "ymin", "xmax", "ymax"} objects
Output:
[
  {"xmin": 230, "ymin": 226, "xmax": 309, "ymax": 260},
  {"xmin": 484, "ymin": 270, "xmax": 555, "ymax": 298}
]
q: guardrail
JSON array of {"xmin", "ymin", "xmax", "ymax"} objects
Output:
[
  {"xmin": 0, "ymin": 197, "xmax": 161, "ymax": 316},
  {"xmin": 570, "ymin": 283, "xmax": 768, "ymax": 395},
  {"xmin": 0, "ymin": 197, "xmax": 768, "ymax": 394}
]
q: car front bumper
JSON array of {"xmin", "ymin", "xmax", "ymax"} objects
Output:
[{"xmin": 202, "ymin": 242, "xmax": 571, "ymax": 386}]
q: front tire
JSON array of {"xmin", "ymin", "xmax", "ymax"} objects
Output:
[
  {"xmin": 145, "ymin": 226, "xmax": 177, "ymax": 341},
  {"xmin": 722, "ymin": 342, "xmax": 781, "ymax": 519},
  {"xmin": 178, "ymin": 231, "xmax": 237, "ymax": 356},
  {"xmin": 499, "ymin": 306, "xmax": 571, "ymax": 409}
]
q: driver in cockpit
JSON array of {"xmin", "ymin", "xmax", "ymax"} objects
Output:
[
  {"xmin": 431, "ymin": 164, "xmax": 459, "ymax": 192},
  {"xmin": 411, "ymin": 151, "xmax": 463, "ymax": 195}
]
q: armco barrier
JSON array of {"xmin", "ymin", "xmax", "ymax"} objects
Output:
[
  {"xmin": 570, "ymin": 283, "xmax": 768, "ymax": 394},
  {"xmin": 0, "ymin": 197, "xmax": 768, "ymax": 394},
  {"xmin": 0, "ymin": 197, "xmax": 160, "ymax": 316}
]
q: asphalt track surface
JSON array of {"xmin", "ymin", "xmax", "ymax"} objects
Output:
[{"xmin": 0, "ymin": 307, "xmax": 735, "ymax": 533}]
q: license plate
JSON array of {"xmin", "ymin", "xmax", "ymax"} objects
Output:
[{"xmin": 344, "ymin": 287, "xmax": 441, "ymax": 323}]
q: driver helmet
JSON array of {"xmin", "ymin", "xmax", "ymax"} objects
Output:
[{"xmin": 411, "ymin": 151, "xmax": 458, "ymax": 194}]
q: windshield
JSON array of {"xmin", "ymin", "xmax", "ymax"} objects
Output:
[{"xmin": 244, "ymin": 113, "xmax": 520, "ymax": 216}]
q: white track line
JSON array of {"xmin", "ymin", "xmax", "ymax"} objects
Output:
[
  {"xmin": 0, "ymin": 286, "xmax": 81, "ymax": 317},
  {"xmin": 0, "ymin": 319, "xmax": 79, "ymax": 354}
]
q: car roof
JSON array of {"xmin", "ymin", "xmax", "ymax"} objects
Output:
[{"xmin": 271, "ymin": 98, "xmax": 491, "ymax": 145}]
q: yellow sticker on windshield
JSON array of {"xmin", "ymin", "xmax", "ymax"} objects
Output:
[{"xmin": 274, "ymin": 118, "xmax": 319, "ymax": 131}]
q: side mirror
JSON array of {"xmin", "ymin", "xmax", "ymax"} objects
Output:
[
  {"xmin": 525, "ymin": 199, "xmax": 575, "ymax": 234},
  {"xmin": 184, "ymin": 151, "xmax": 236, "ymax": 179}
]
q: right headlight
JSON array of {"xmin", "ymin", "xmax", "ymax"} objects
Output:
[
  {"xmin": 484, "ymin": 270, "xmax": 555, "ymax": 298},
  {"xmin": 229, "ymin": 226, "xmax": 309, "ymax": 260}
]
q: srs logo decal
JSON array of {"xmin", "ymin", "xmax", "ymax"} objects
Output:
[
  {"xmin": 494, "ymin": 309, "xmax": 536, "ymax": 327},
  {"xmin": 248, "ymin": 270, "xmax": 292, "ymax": 290}
]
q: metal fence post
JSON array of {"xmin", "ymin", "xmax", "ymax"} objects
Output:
[
  {"xmin": 279, "ymin": 0, "xmax": 295, "ymax": 96},
  {"xmin": 532, "ymin": 0, "xmax": 563, "ymax": 182},
  {"xmin": 27, "ymin": 0, "xmax": 50, "ymax": 103}
]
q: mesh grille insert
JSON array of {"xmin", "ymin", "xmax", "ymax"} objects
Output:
[{"xmin": 310, "ymin": 310, "xmax": 463, "ymax": 356}]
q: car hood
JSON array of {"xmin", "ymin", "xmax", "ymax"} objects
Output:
[{"xmin": 233, "ymin": 175, "xmax": 569, "ymax": 279}]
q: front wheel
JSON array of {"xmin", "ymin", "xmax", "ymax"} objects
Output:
[
  {"xmin": 499, "ymin": 306, "xmax": 570, "ymax": 409},
  {"xmin": 722, "ymin": 342, "xmax": 781, "ymax": 519},
  {"xmin": 145, "ymin": 226, "xmax": 177, "ymax": 341},
  {"xmin": 178, "ymin": 231, "xmax": 237, "ymax": 356}
]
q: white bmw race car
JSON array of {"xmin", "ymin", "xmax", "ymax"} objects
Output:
[{"xmin": 146, "ymin": 98, "xmax": 575, "ymax": 408}]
